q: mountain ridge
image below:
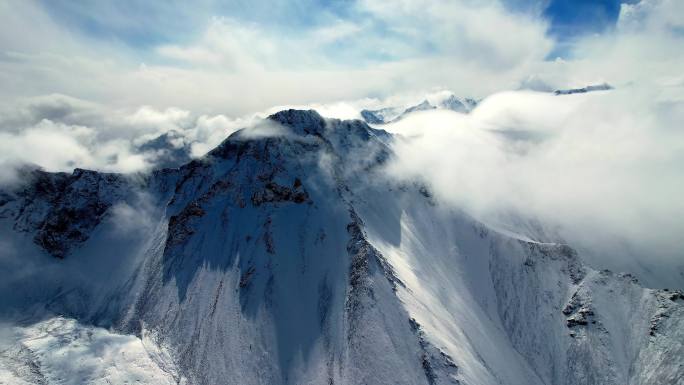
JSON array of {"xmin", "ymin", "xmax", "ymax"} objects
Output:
[{"xmin": 0, "ymin": 109, "xmax": 682, "ymax": 385}]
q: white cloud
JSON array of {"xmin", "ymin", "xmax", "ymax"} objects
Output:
[
  {"xmin": 0, "ymin": 0, "xmax": 558, "ymax": 115},
  {"xmin": 0, "ymin": 94, "xmax": 250, "ymax": 180},
  {"xmin": 236, "ymin": 119, "xmax": 291, "ymax": 140},
  {"xmin": 126, "ymin": 106, "xmax": 192, "ymax": 132},
  {"xmin": 524, "ymin": 0, "xmax": 684, "ymax": 91},
  {"xmin": 0, "ymin": 119, "xmax": 149, "ymax": 180},
  {"xmin": 356, "ymin": 0, "xmax": 552, "ymax": 69},
  {"xmin": 383, "ymin": 84, "xmax": 684, "ymax": 287},
  {"xmin": 371, "ymin": 4, "xmax": 684, "ymax": 287}
]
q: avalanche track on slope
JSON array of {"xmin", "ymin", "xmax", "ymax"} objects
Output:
[{"xmin": 0, "ymin": 109, "xmax": 682, "ymax": 385}]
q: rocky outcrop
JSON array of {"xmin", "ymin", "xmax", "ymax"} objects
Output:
[
  {"xmin": 563, "ymin": 292, "xmax": 596, "ymax": 329},
  {"xmin": 1, "ymin": 167, "xmax": 129, "ymax": 258},
  {"xmin": 409, "ymin": 318, "xmax": 461, "ymax": 385},
  {"xmin": 554, "ymin": 83, "xmax": 613, "ymax": 95},
  {"xmin": 251, "ymin": 180, "xmax": 309, "ymax": 206},
  {"xmin": 165, "ymin": 201, "xmax": 206, "ymax": 247}
]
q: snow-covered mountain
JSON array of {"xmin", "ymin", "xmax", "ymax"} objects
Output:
[
  {"xmin": 0, "ymin": 110, "xmax": 682, "ymax": 385},
  {"xmin": 361, "ymin": 94, "xmax": 478, "ymax": 124}
]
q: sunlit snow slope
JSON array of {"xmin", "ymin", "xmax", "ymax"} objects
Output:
[
  {"xmin": 0, "ymin": 316, "xmax": 182, "ymax": 385},
  {"xmin": 0, "ymin": 110, "xmax": 682, "ymax": 385}
]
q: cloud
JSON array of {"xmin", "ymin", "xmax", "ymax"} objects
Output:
[
  {"xmin": 523, "ymin": 0, "xmax": 684, "ymax": 91},
  {"xmin": 236, "ymin": 119, "xmax": 291, "ymax": 140},
  {"xmin": 383, "ymin": 84, "xmax": 684, "ymax": 287},
  {"xmin": 0, "ymin": 94, "xmax": 250, "ymax": 181},
  {"xmin": 356, "ymin": 0, "xmax": 553, "ymax": 69},
  {"xmin": 0, "ymin": 0, "xmax": 563, "ymax": 181},
  {"xmin": 357, "ymin": 2, "xmax": 684, "ymax": 288},
  {"xmin": 0, "ymin": 119, "xmax": 148, "ymax": 183},
  {"xmin": 109, "ymin": 193, "xmax": 157, "ymax": 236},
  {"xmin": 0, "ymin": 0, "xmax": 558, "ymax": 115},
  {"xmin": 371, "ymin": 3, "xmax": 684, "ymax": 287}
]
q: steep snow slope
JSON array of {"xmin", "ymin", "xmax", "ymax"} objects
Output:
[
  {"xmin": 0, "ymin": 109, "xmax": 681, "ymax": 385},
  {"xmin": 353, "ymin": 189, "xmax": 684, "ymax": 385}
]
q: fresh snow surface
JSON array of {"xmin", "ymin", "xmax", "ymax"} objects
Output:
[{"xmin": 0, "ymin": 316, "xmax": 182, "ymax": 385}]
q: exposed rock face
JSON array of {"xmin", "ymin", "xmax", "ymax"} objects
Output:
[
  {"xmin": 554, "ymin": 83, "xmax": 613, "ymax": 95},
  {"xmin": 166, "ymin": 201, "xmax": 206, "ymax": 247},
  {"xmin": 0, "ymin": 109, "xmax": 682, "ymax": 385},
  {"xmin": 251, "ymin": 180, "xmax": 309, "ymax": 206},
  {"xmin": 0, "ymin": 167, "xmax": 130, "ymax": 258},
  {"xmin": 269, "ymin": 109, "xmax": 327, "ymax": 135}
]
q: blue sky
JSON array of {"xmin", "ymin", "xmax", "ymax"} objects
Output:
[
  {"xmin": 543, "ymin": 0, "xmax": 637, "ymax": 56},
  {"xmin": 546, "ymin": 0, "xmax": 625, "ymax": 37}
]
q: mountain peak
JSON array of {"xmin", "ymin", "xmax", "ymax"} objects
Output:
[{"xmin": 267, "ymin": 109, "xmax": 326, "ymax": 135}]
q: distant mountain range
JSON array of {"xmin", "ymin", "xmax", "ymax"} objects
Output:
[
  {"xmin": 361, "ymin": 94, "xmax": 478, "ymax": 124},
  {"xmin": 360, "ymin": 84, "xmax": 614, "ymax": 125}
]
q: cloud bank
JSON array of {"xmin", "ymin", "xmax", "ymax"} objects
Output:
[
  {"xmin": 378, "ymin": 0, "xmax": 684, "ymax": 287},
  {"xmin": 385, "ymin": 87, "xmax": 683, "ymax": 278}
]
